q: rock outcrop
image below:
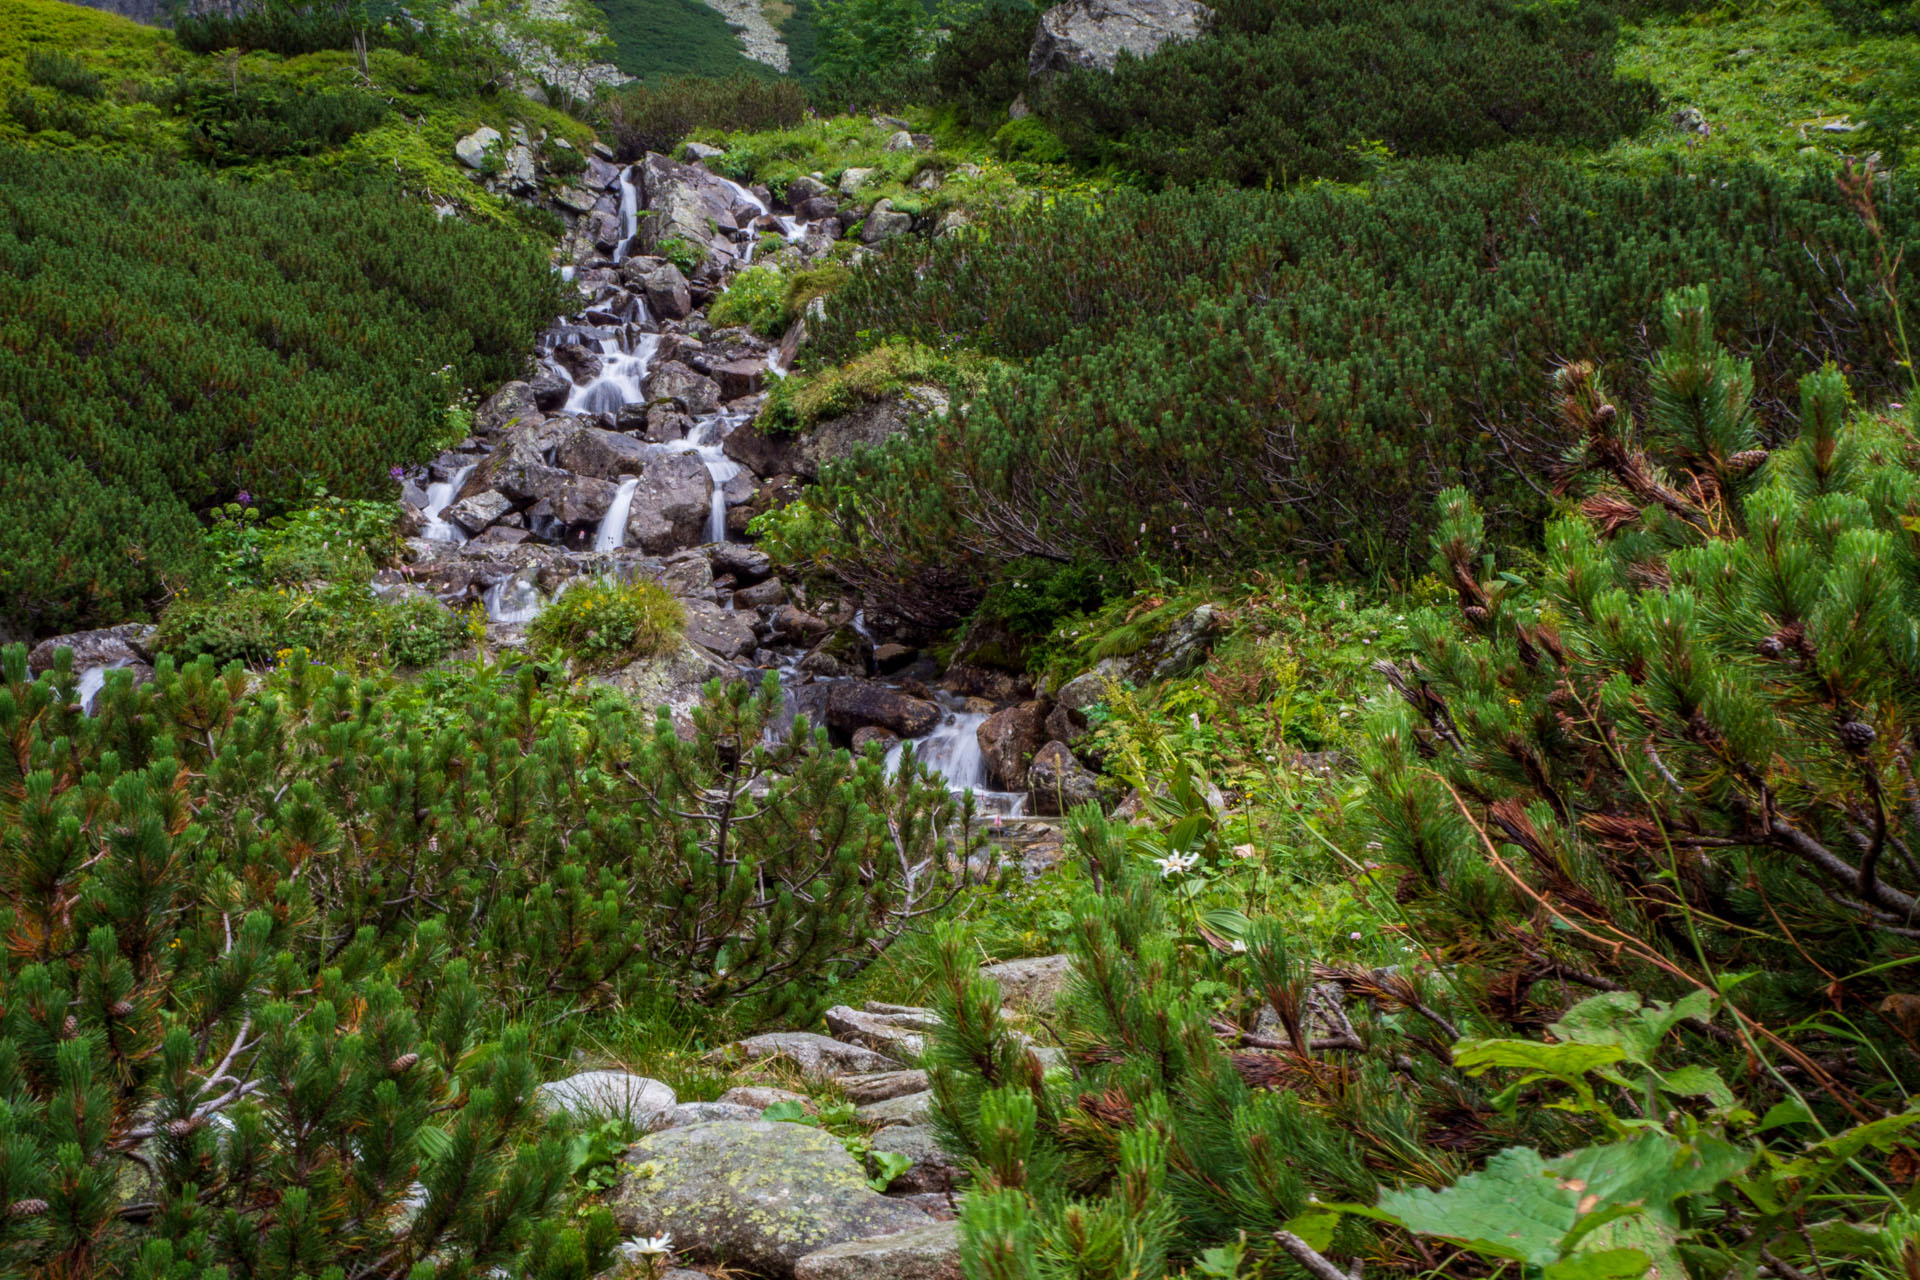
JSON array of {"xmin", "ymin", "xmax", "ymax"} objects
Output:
[{"xmin": 1029, "ymin": 0, "xmax": 1211, "ymax": 76}]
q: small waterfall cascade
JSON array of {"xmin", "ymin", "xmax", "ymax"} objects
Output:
[
  {"xmin": 482, "ymin": 568, "xmax": 545, "ymax": 624},
  {"xmin": 422, "ymin": 463, "xmax": 478, "ymax": 543},
  {"xmin": 566, "ymin": 332, "xmax": 660, "ymax": 418},
  {"xmin": 593, "ymin": 476, "xmax": 642, "ymax": 552},
  {"xmin": 656, "ymin": 412, "xmax": 744, "ymax": 545},
  {"xmin": 77, "ymin": 660, "xmax": 130, "ymax": 715},
  {"xmin": 884, "ymin": 693, "xmax": 1029, "ymax": 817},
  {"xmin": 615, "ymin": 170, "xmax": 640, "ymax": 259}
]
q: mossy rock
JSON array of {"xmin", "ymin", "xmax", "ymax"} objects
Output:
[{"xmin": 609, "ymin": 1121, "xmax": 932, "ymax": 1276}]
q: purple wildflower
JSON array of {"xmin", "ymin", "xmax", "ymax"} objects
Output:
[{"xmin": 236, "ymin": 491, "xmax": 252, "ymax": 506}]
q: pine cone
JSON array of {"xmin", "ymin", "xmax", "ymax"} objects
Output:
[
  {"xmin": 390, "ymin": 1052, "xmax": 420, "ymax": 1074},
  {"xmin": 164, "ymin": 1117, "xmax": 201, "ymax": 1140},
  {"xmin": 110, "ymin": 1000, "xmax": 135, "ymax": 1019},
  {"xmin": 1463, "ymin": 605, "xmax": 1490, "ymax": 626},
  {"xmin": 1756, "ymin": 635, "xmax": 1786, "ymax": 659},
  {"xmin": 62, "ymin": 1015, "xmax": 78, "ymax": 1039},
  {"xmin": 7, "ymin": 1199, "xmax": 48, "ymax": 1218},
  {"xmin": 1839, "ymin": 720, "xmax": 1877, "ymax": 754},
  {"xmin": 1729, "ymin": 449, "xmax": 1770, "ymax": 473}
]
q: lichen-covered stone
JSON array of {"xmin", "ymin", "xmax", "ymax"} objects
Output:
[
  {"xmin": 610, "ymin": 1121, "xmax": 933, "ymax": 1277},
  {"xmin": 711, "ymin": 1032, "xmax": 898, "ymax": 1079},
  {"xmin": 979, "ymin": 954, "xmax": 1072, "ymax": 1012},
  {"xmin": 534, "ymin": 1070, "xmax": 675, "ymax": 1125},
  {"xmin": 793, "ymin": 1221, "xmax": 962, "ymax": 1280}
]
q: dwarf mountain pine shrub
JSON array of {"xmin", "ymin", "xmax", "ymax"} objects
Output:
[
  {"xmin": 0, "ymin": 644, "xmax": 974, "ymax": 1269},
  {"xmin": 1032, "ymin": 0, "xmax": 1654, "ymax": 187},
  {"xmin": 0, "ymin": 145, "xmax": 559, "ymax": 637},
  {"xmin": 1363, "ymin": 287, "xmax": 1920, "ymax": 1069},
  {"xmin": 797, "ymin": 160, "xmax": 1920, "ymax": 622}
]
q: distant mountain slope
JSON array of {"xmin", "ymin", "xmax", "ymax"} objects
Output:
[{"xmin": 589, "ymin": 0, "xmax": 786, "ymax": 80}]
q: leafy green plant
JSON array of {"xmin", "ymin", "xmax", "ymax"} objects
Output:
[
  {"xmin": 709, "ymin": 263, "xmax": 790, "ymax": 336},
  {"xmin": 654, "ymin": 234, "xmax": 703, "ymax": 276},
  {"xmin": 527, "ymin": 576, "xmax": 687, "ymax": 671}
]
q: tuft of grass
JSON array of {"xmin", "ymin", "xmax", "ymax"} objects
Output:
[{"xmin": 528, "ymin": 576, "xmax": 686, "ymax": 671}]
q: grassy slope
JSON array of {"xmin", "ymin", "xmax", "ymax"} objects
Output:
[
  {"xmin": 0, "ymin": 0, "xmax": 596, "ymax": 217},
  {"xmin": 1610, "ymin": 0, "xmax": 1920, "ymax": 167}
]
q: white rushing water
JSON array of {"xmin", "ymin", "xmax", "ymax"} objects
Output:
[
  {"xmin": 594, "ymin": 476, "xmax": 642, "ymax": 552},
  {"xmin": 77, "ymin": 661, "xmax": 130, "ymax": 715},
  {"xmin": 422, "ymin": 463, "xmax": 477, "ymax": 543},
  {"xmin": 884, "ymin": 693, "xmax": 1029, "ymax": 816},
  {"xmin": 482, "ymin": 569, "xmax": 544, "ymax": 624},
  {"xmin": 566, "ymin": 333, "xmax": 660, "ymax": 418}
]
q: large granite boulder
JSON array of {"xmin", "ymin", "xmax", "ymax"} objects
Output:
[
  {"xmin": 647, "ymin": 361, "xmax": 723, "ymax": 416},
  {"xmin": 976, "ymin": 700, "xmax": 1049, "ymax": 790},
  {"xmin": 623, "ymin": 453, "xmax": 714, "ymax": 552},
  {"xmin": 596, "ymin": 638, "xmax": 742, "ymax": 739},
  {"xmin": 534, "ymin": 1071, "xmax": 675, "ymax": 1127},
  {"xmin": 635, "ymin": 152, "xmax": 760, "ymax": 274},
  {"xmin": 710, "ymin": 1031, "xmax": 899, "ymax": 1079},
  {"xmin": 979, "ymin": 954, "xmax": 1072, "ymax": 1012},
  {"xmin": 1027, "ymin": 741, "xmax": 1102, "ymax": 816},
  {"xmin": 554, "ymin": 426, "xmax": 650, "ymax": 480},
  {"xmin": 825, "ymin": 682, "xmax": 941, "ymax": 738},
  {"xmin": 1028, "ymin": 0, "xmax": 1211, "ymax": 77},
  {"xmin": 609, "ymin": 1121, "xmax": 932, "ymax": 1276},
  {"xmin": 475, "ymin": 380, "xmax": 544, "ymax": 437}
]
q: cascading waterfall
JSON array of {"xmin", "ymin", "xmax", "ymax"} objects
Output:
[
  {"xmin": 615, "ymin": 169, "xmax": 640, "ymax": 259},
  {"xmin": 77, "ymin": 661, "xmax": 129, "ymax": 715},
  {"xmin": 883, "ymin": 693, "xmax": 1029, "ymax": 816},
  {"xmin": 594, "ymin": 476, "xmax": 642, "ymax": 552},
  {"xmin": 422, "ymin": 463, "xmax": 477, "ymax": 543},
  {"xmin": 482, "ymin": 569, "xmax": 544, "ymax": 624},
  {"xmin": 566, "ymin": 333, "xmax": 660, "ymax": 417}
]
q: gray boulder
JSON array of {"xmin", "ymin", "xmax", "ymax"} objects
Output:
[
  {"xmin": 860, "ymin": 199, "xmax": 913, "ymax": 244},
  {"xmin": 475, "ymin": 380, "xmax": 543, "ymax": 436},
  {"xmin": 713, "ymin": 1031, "xmax": 898, "ymax": 1079},
  {"xmin": 715, "ymin": 357, "xmax": 767, "ymax": 401},
  {"xmin": 27, "ymin": 623, "xmax": 153, "ymax": 675},
  {"xmin": 794, "ymin": 1221, "xmax": 961, "ymax": 1280},
  {"xmin": 659, "ymin": 1101, "xmax": 765, "ymax": 1129},
  {"xmin": 823, "ymin": 1005, "xmax": 937, "ymax": 1062},
  {"xmin": 597, "ymin": 638, "xmax": 742, "ymax": 740},
  {"xmin": 719, "ymin": 1085, "xmax": 811, "ymax": 1110},
  {"xmin": 552, "ymin": 341, "xmax": 603, "ymax": 385},
  {"xmin": 839, "ymin": 1070, "xmax": 929, "ymax": 1104},
  {"xmin": 647, "ymin": 361, "xmax": 723, "ymax": 416},
  {"xmin": 856, "ymin": 1090, "xmax": 932, "ymax": 1127},
  {"xmin": 977, "ymin": 700, "xmax": 1049, "ymax": 790},
  {"xmin": 866, "ymin": 1126, "xmax": 962, "ymax": 1194},
  {"xmin": 639, "ymin": 262, "xmax": 693, "ymax": 320},
  {"xmin": 534, "ymin": 1071, "xmax": 675, "ymax": 1126},
  {"xmin": 447, "ymin": 489, "xmax": 513, "ymax": 535},
  {"xmin": 980, "ymin": 954, "xmax": 1072, "ymax": 1012},
  {"xmin": 1029, "ymin": 0, "xmax": 1211, "ymax": 77},
  {"xmin": 454, "ymin": 125, "xmax": 502, "ymax": 169},
  {"xmin": 624, "ymin": 454, "xmax": 715, "ymax": 552},
  {"xmin": 707, "ymin": 542, "xmax": 773, "ymax": 582},
  {"xmin": 529, "ymin": 366, "xmax": 572, "ymax": 411},
  {"xmin": 1055, "ymin": 657, "xmax": 1126, "ymax": 712},
  {"xmin": 681, "ymin": 598, "xmax": 758, "ymax": 659},
  {"xmin": 554, "ymin": 426, "xmax": 649, "ymax": 480},
  {"xmin": 635, "ymin": 152, "xmax": 758, "ymax": 273},
  {"xmin": 825, "ymin": 683, "xmax": 941, "ymax": 738},
  {"xmin": 1027, "ymin": 741, "xmax": 1101, "ymax": 816},
  {"xmin": 735, "ymin": 578, "xmax": 788, "ymax": 609},
  {"xmin": 798, "ymin": 626, "xmax": 874, "ymax": 679},
  {"xmin": 609, "ymin": 1122, "xmax": 932, "ymax": 1276},
  {"xmin": 795, "ymin": 389, "xmax": 944, "ymax": 479},
  {"xmin": 787, "ymin": 174, "xmax": 832, "ymax": 203}
]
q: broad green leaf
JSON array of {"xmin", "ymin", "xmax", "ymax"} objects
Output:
[
  {"xmin": 762, "ymin": 1100, "xmax": 810, "ymax": 1124},
  {"xmin": 1550, "ymin": 991, "xmax": 1712, "ymax": 1067},
  {"xmin": 1200, "ymin": 907, "xmax": 1252, "ymax": 940},
  {"xmin": 1453, "ymin": 1038, "xmax": 1626, "ymax": 1081},
  {"xmin": 1756, "ymin": 1099, "xmax": 1815, "ymax": 1132},
  {"xmin": 1372, "ymin": 1146, "xmax": 1579, "ymax": 1265},
  {"xmin": 1652, "ymin": 1065, "xmax": 1734, "ymax": 1108},
  {"xmin": 1547, "ymin": 1132, "xmax": 1751, "ymax": 1230},
  {"xmin": 1542, "ymin": 1248, "xmax": 1652, "ymax": 1280},
  {"xmin": 1283, "ymin": 1208, "xmax": 1341, "ymax": 1252}
]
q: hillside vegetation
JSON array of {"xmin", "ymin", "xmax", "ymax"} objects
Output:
[{"xmin": 5, "ymin": 0, "xmax": 1920, "ymax": 1276}]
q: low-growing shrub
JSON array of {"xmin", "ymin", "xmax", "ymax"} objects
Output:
[
  {"xmin": 601, "ymin": 74, "xmax": 807, "ymax": 161},
  {"xmin": 1035, "ymin": 0, "xmax": 1654, "ymax": 186},
  {"xmin": 188, "ymin": 80, "xmax": 390, "ymax": 162},
  {"xmin": 799, "ymin": 158, "xmax": 1920, "ymax": 623},
  {"xmin": 929, "ymin": 0, "xmax": 1040, "ymax": 128},
  {"xmin": 0, "ymin": 144, "xmax": 559, "ymax": 637},
  {"xmin": 708, "ymin": 263, "xmax": 789, "ymax": 336},
  {"xmin": 527, "ymin": 576, "xmax": 686, "ymax": 670},
  {"xmin": 24, "ymin": 48, "xmax": 103, "ymax": 99},
  {"xmin": 0, "ymin": 647, "xmax": 974, "ymax": 1273},
  {"xmin": 157, "ymin": 582, "xmax": 465, "ymax": 667}
]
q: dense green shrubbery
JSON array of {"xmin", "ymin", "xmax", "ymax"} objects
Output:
[
  {"xmin": 600, "ymin": 73, "xmax": 808, "ymax": 160},
  {"xmin": 526, "ymin": 576, "xmax": 686, "ymax": 670},
  {"xmin": 186, "ymin": 79, "xmax": 389, "ymax": 162},
  {"xmin": 589, "ymin": 0, "xmax": 774, "ymax": 83},
  {"xmin": 0, "ymin": 144, "xmax": 560, "ymax": 637},
  {"xmin": 795, "ymin": 158, "xmax": 1920, "ymax": 622},
  {"xmin": 0, "ymin": 648, "xmax": 970, "ymax": 1273},
  {"xmin": 928, "ymin": 0, "xmax": 1039, "ymax": 129},
  {"xmin": 1034, "ymin": 0, "xmax": 1653, "ymax": 186},
  {"xmin": 929, "ymin": 308, "xmax": 1919, "ymax": 1279},
  {"xmin": 23, "ymin": 48, "xmax": 102, "ymax": 99},
  {"xmin": 707, "ymin": 263, "xmax": 791, "ymax": 336}
]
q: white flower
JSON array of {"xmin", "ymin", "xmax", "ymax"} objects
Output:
[
  {"xmin": 1231, "ymin": 843, "xmax": 1257, "ymax": 860},
  {"xmin": 1231, "ymin": 939, "xmax": 1247, "ymax": 953},
  {"xmin": 1153, "ymin": 851, "xmax": 1200, "ymax": 878},
  {"xmin": 1349, "ymin": 931, "xmax": 1363, "ymax": 941},
  {"xmin": 634, "ymin": 1234, "xmax": 674, "ymax": 1256}
]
